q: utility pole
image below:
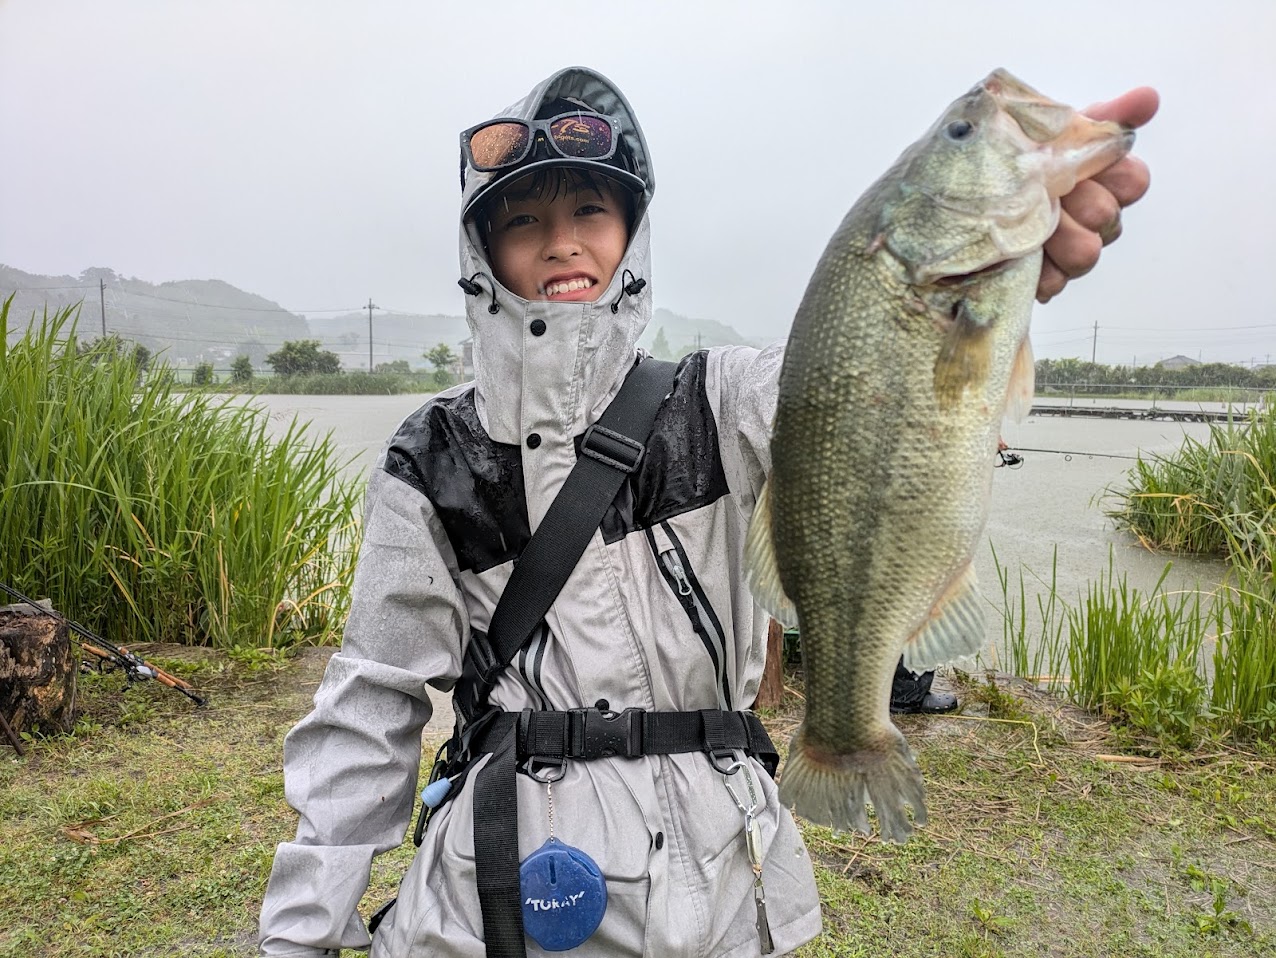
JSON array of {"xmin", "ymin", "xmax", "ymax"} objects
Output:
[
  {"xmin": 366, "ymin": 298, "xmax": 378, "ymax": 372},
  {"xmin": 1091, "ymin": 321, "xmax": 1098, "ymax": 364},
  {"xmin": 99, "ymin": 279, "xmax": 107, "ymax": 337}
]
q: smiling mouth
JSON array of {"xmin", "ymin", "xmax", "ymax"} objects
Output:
[{"xmin": 540, "ymin": 277, "xmax": 595, "ymax": 296}]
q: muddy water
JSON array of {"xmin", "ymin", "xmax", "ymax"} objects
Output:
[{"xmin": 236, "ymin": 392, "xmax": 1230, "ymax": 667}]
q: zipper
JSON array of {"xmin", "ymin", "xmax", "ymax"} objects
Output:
[{"xmin": 646, "ymin": 521, "xmax": 732, "ymax": 709}]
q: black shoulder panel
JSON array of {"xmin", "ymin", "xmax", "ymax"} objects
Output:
[
  {"xmin": 595, "ymin": 352, "xmax": 729, "ymax": 544},
  {"xmin": 382, "ymin": 353, "xmax": 730, "ymax": 572},
  {"xmin": 383, "ymin": 389, "xmax": 530, "ymax": 574}
]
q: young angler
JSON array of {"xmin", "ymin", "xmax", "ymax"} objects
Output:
[{"xmin": 259, "ymin": 67, "xmax": 1155, "ymax": 957}]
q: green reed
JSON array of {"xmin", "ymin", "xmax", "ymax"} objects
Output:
[
  {"xmin": 993, "ymin": 544, "xmax": 1066, "ymax": 683},
  {"xmin": 1210, "ymin": 573, "xmax": 1276, "ymax": 739},
  {"xmin": 1066, "ymin": 557, "xmax": 1210, "ymax": 746},
  {"xmin": 995, "ymin": 542, "xmax": 1276, "ymax": 744},
  {"xmin": 0, "ymin": 300, "xmax": 362, "ymax": 649},
  {"xmin": 1109, "ymin": 406, "xmax": 1276, "ymax": 572}
]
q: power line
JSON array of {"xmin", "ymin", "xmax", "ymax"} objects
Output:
[{"xmin": 7, "ymin": 284, "xmax": 98, "ymax": 291}]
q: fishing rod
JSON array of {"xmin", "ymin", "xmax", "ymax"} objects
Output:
[
  {"xmin": 1004, "ymin": 446, "xmax": 1143, "ymax": 463},
  {"xmin": 0, "ymin": 581, "xmax": 206, "ymax": 706}
]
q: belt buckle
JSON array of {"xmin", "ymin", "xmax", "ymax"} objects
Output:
[{"xmin": 576, "ymin": 707, "xmax": 644, "ymax": 760}]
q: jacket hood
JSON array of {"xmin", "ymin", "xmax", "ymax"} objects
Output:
[{"xmin": 457, "ymin": 67, "xmax": 657, "ymax": 446}]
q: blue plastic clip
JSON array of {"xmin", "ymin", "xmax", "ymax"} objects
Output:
[{"xmin": 421, "ymin": 777, "xmax": 453, "ymax": 809}]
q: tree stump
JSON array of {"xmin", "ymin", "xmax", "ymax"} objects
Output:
[
  {"xmin": 754, "ymin": 618, "xmax": 786, "ymax": 709},
  {"xmin": 0, "ymin": 600, "xmax": 77, "ymax": 743}
]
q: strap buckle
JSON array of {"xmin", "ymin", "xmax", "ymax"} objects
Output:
[
  {"xmin": 569, "ymin": 707, "xmax": 645, "ymax": 760},
  {"xmin": 458, "ymin": 636, "xmax": 502, "ymax": 723},
  {"xmin": 463, "ymin": 634, "xmax": 501, "ymax": 685},
  {"xmin": 581, "ymin": 424, "xmax": 645, "ymax": 474}
]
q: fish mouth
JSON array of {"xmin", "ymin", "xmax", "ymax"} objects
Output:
[{"xmin": 932, "ymin": 257, "xmax": 1020, "ymax": 287}]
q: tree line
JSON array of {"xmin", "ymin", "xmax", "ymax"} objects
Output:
[{"xmin": 1037, "ymin": 357, "xmax": 1276, "ymax": 396}]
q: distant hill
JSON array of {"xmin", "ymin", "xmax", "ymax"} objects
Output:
[
  {"xmin": 1, "ymin": 265, "xmax": 309, "ymax": 365},
  {"xmin": 637, "ymin": 308, "xmax": 769, "ymax": 357},
  {"xmin": 3, "ymin": 264, "xmax": 767, "ymax": 369}
]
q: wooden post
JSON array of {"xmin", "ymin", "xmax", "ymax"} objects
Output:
[
  {"xmin": 754, "ymin": 618, "xmax": 786, "ymax": 708},
  {"xmin": 0, "ymin": 600, "xmax": 77, "ymax": 743}
]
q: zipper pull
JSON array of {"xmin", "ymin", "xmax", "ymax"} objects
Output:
[{"xmin": 660, "ymin": 548, "xmax": 693, "ymax": 596}]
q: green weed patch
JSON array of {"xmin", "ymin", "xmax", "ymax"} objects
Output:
[{"xmin": 0, "ymin": 300, "xmax": 362, "ymax": 649}]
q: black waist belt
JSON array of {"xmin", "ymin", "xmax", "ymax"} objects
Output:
[
  {"xmin": 471, "ymin": 707, "xmax": 777, "ymax": 958},
  {"xmin": 472, "ymin": 706, "xmax": 779, "ymax": 775}
]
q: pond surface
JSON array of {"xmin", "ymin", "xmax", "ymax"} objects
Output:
[{"xmin": 235, "ymin": 392, "xmax": 1231, "ymax": 667}]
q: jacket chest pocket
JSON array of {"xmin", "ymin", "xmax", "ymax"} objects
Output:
[{"xmin": 645, "ymin": 521, "xmax": 733, "ymax": 709}]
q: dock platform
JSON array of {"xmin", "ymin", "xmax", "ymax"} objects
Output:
[{"xmin": 1029, "ymin": 401, "xmax": 1248, "ymax": 423}]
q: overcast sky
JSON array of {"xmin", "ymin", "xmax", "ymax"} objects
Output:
[{"xmin": 2, "ymin": 1, "xmax": 1273, "ymax": 366}]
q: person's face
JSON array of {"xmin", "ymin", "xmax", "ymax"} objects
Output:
[{"xmin": 484, "ymin": 173, "xmax": 630, "ymax": 303}]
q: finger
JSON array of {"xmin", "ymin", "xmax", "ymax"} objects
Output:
[
  {"xmin": 1082, "ymin": 87, "xmax": 1160, "ymax": 129},
  {"xmin": 1090, "ymin": 154, "xmax": 1151, "ymax": 208},
  {"xmin": 1060, "ymin": 179, "xmax": 1120, "ymax": 234},
  {"xmin": 1043, "ymin": 208, "xmax": 1103, "ymax": 280},
  {"xmin": 1036, "ymin": 256, "xmax": 1068, "ymax": 303}
]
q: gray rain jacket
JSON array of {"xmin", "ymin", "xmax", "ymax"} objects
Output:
[{"xmin": 258, "ymin": 66, "xmax": 821, "ymax": 958}]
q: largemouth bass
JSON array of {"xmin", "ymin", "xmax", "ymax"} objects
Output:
[{"xmin": 745, "ymin": 70, "xmax": 1134, "ymax": 841}]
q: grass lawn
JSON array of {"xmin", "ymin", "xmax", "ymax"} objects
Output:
[{"xmin": 1, "ymin": 650, "xmax": 1271, "ymax": 957}]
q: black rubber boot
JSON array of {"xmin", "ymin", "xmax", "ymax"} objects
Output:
[{"xmin": 889, "ymin": 658, "xmax": 958, "ymax": 714}]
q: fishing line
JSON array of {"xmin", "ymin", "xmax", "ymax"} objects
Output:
[{"xmin": 1004, "ymin": 446, "xmax": 1143, "ymax": 463}]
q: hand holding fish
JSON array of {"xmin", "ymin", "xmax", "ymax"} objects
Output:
[{"xmin": 1037, "ymin": 86, "xmax": 1159, "ymax": 302}]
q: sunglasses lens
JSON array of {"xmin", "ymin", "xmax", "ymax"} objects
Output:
[
  {"xmin": 547, "ymin": 115, "xmax": 613, "ymax": 158},
  {"xmin": 469, "ymin": 122, "xmax": 530, "ymax": 170}
]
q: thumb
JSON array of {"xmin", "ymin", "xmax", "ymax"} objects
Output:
[{"xmin": 1082, "ymin": 87, "xmax": 1160, "ymax": 129}]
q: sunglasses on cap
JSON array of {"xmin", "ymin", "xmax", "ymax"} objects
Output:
[{"xmin": 461, "ymin": 111, "xmax": 622, "ymax": 174}]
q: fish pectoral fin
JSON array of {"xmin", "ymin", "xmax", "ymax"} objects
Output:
[
  {"xmin": 1005, "ymin": 335, "xmax": 1035, "ymax": 423},
  {"xmin": 903, "ymin": 562, "xmax": 986, "ymax": 671},
  {"xmin": 932, "ymin": 300, "xmax": 994, "ymax": 411},
  {"xmin": 744, "ymin": 478, "xmax": 798, "ymax": 627}
]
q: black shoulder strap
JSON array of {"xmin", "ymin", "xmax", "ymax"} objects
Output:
[
  {"xmin": 455, "ymin": 356, "xmax": 677, "ymax": 724},
  {"xmin": 470, "ymin": 356, "xmax": 676, "ymax": 958}
]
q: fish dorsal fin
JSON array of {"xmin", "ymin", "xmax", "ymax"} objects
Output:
[
  {"xmin": 744, "ymin": 478, "xmax": 798, "ymax": 627},
  {"xmin": 1005, "ymin": 335, "xmax": 1035, "ymax": 423},
  {"xmin": 902, "ymin": 561, "xmax": 986, "ymax": 671}
]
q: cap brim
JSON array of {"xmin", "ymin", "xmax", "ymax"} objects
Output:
[{"xmin": 462, "ymin": 157, "xmax": 646, "ymax": 221}]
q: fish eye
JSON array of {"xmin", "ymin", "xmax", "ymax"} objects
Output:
[{"xmin": 945, "ymin": 120, "xmax": 974, "ymax": 141}]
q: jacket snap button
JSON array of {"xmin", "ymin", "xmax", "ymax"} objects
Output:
[
  {"xmin": 530, "ymin": 319, "xmax": 547, "ymax": 336},
  {"xmin": 526, "ymin": 433, "xmax": 541, "ymax": 449},
  {"xmin": 654, "ymin": 831, "xmax": 665, "ymax": 850}
]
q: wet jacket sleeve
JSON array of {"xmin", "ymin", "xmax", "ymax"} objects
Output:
[
  {"xmin": 258, "ymin": 467, "xmax": 468, "ymax": 957},
  {"xmin": 706, "ymin": 342, "xmax": 784, "ymax": 515}
]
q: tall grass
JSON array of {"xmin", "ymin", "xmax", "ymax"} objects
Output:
[
  {"xmin": 1067, "ymin": 560, "xmax": 1210, "ymax": 746},
  {"xmin": 994, "ymin": 547, "xmax": 1275, "ymax": 745},
  {"xmin": 1109, "ymin": 406, "xmax": 1276, "ymax": 572},
  {"xmin": 1210, "ymin": 574, "xmax": 1276, "ymax": 739},
  {"xmin": 0, "ymin": 300, "xmax": 362, "ymax": 649}
]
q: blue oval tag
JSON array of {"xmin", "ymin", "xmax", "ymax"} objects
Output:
[{"xmin": 519, "ymin": 838, "xmax": 608, "ymax": 951}]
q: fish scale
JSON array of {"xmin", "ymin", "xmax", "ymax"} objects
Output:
[{"xmin": 745, "ymin": 69, "xmax": 1134, "ymax": 840}]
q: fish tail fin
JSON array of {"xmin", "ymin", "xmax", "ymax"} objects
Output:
[
  {"xmin": 744, "ymin": 478, "xmax": 798, "ymax": 627},
  {"xmin": 779, "ymin": 723, "xmax": 926, "ymax": 843}
]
